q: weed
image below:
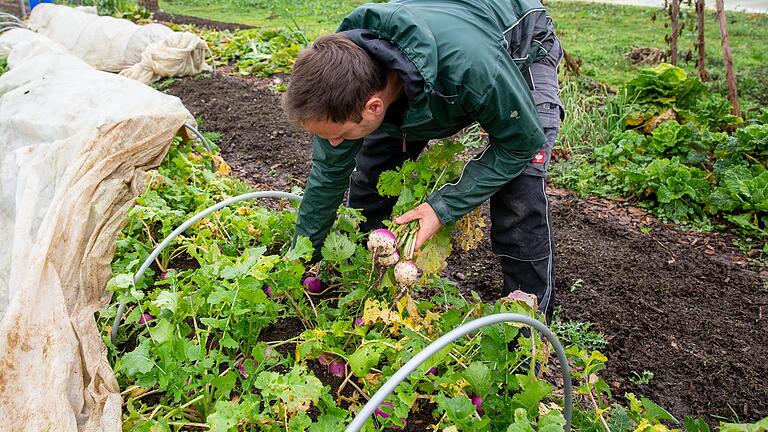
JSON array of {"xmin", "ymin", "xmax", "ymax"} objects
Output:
[
  {"xmin": 569, "ymin": 278, "xmax": 584, "ymax": 292},
  {"xmin": 629, "ymin": 369, "xmax": 655, "ymax": 385}
]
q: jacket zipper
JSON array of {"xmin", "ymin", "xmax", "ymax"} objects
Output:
[{"xmin": 402, "ymin": 131, "xmax": 407, "ymax": 153}]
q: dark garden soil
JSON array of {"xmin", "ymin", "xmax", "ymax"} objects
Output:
[
  {"xmin": 164, "ymin": 73, "xmax": 768, "ymax": 424},
  {"xmin": 166, "ymin": 74, "xmax": 312, "ymax": 191}
]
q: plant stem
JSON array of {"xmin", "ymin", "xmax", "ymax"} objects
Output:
[{"xmin": 163, "ymin": 394, "xmax": 205, "ymax": 420}]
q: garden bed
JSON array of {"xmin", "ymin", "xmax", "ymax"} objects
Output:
[{"xmin": 165, "ymin": 73, "xmax": 767, "ymax": 423}]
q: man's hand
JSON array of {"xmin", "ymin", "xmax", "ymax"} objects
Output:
[{"xmin": 394, "ymin": 202, "xmax": 442, "ymax": 251}]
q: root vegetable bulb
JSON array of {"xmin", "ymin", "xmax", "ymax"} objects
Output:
[
  {"xmin": 374, "ymin": 401, "xmax": 394, "ymax": 418},
  {"xmin": 470, "ymin": 395, "xmax": 484, "ymax": 414},
  {"xmin": 303, "ymin": 276, "xmax": 323, "ymax": 293},
  {"xmin": 327, "ymin": 360, "xmax": 346, "ymax": 377},
  {"xmin": 367, "ymin": 229, "xmax": 397, "ymax": 257},
  {"xmin": 394, "ymin": 261, "xmax": 419, "ymax": 287},
  {"xmin": 377, "ymin": 251, "xmax": 400, "ymax": 267}
]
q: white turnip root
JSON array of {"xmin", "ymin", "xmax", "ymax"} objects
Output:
[
  {"xmin": 377, "ymin": 251, "xmax": 400, "ymax": 267},
  {"xmin": 394, "ymin": 261, "xmax": 419, "ymax": 287},
  {"xmin": 367, "ymin": 228, "xmax": 397, "ymax": 257}
]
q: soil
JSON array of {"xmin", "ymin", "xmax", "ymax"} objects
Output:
[
  {"xmin": 166, "ymin": 74, "xmax": 311, "ymax": 191},
  {"xmin": 164, "ymin": 73, "xmax": 768, "ymax": 424}
]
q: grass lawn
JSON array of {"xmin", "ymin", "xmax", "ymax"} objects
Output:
[
  {"xmin": 157, "ymin": 0, "xmax": 768, "ymax": 109},
  {"xmin": 157, "ymin": 0, "xmax": 371, "ymax": 35}
]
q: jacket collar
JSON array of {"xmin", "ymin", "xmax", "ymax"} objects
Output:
[{"xmin": 338, "ymin": 3, "xmax": 438, "ymax": 127}]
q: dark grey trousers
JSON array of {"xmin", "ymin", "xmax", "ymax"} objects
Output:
[{"xmin": 348, "ymin": 41, "xmax": 563, "ymax": 323}]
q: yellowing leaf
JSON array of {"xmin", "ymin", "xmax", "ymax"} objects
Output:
[{"xmin": 214, "ymin": 155, "xmax": 231, "ymax": 176}]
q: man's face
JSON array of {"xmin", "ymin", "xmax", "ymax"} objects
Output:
[
  {"xmin": 302, "ymin": 96, "xmax": 387, "ymax": 146},
  {"xmin": 303, "ymin": 116, "xmax": 383, "ymax": 147}
]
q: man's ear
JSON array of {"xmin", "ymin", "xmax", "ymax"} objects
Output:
[{"xmin": 362, "ymin": 97, "xmax": 385, "ymax": 119}]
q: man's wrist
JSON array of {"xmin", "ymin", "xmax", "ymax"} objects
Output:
[{"xmin": 425, "ymin": 194, "xmax": 454, "ymax": 225}]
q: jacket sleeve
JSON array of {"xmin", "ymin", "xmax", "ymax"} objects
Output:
[
  {"xmin": 425, "ymin": 55, "xmax": 545, "ymax": 225},
  {"xmin": 294, "ymin": 136, "xmax": 362, "ymax": 262}
]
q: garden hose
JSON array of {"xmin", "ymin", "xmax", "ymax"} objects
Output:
[
  {"xmin": 345, "ymin": 313, "xmax": 573, "ymax": 432},
  {"xmin": 184, "ymin": 123, "xmax": 213, "ymax": 152},
  {"xmin": 0, "ymin": 12, "xmax": 25, "ymax": 25},
  {"xmin": 110, "ymin": 191, "xmax": 302, "ymax": 342}
]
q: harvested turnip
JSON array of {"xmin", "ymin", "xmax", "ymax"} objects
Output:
[
  {"xmin": 394, "ymin": 261, "xmax": 419, "ymax": 287},
  {"xmin": 367, "ymin": 228, "xmax": 397, "ymax": 257},
  {"xmin": 377, "ymin": 251, "xmax": 400, "ymax": 267}
]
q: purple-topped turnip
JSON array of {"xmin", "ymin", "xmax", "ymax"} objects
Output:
[
  {"xmin": 470, "ymin": 395, "xmax": 484, "ymax": 414},
  {"xmin": 138, "ymin": 313, "xmax": 154, "ymax": 324},
  {"xmin": 374, "ymin": 401, "xmax": 393, "ymax": 418},
  {"xmin": 303, "ymin": 276, "xmax": 323, "ymax": 293},
  {"xmin": 367, "ymin": 228, "xmax": 397, "ymax": 257},
  {"xmin": 327, "ymin": 360, "xmax": 346, "ymax": 378}
]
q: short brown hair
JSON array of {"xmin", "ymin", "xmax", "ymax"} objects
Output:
[{"xmin": 282, "ymin": 33, "xmax": 387, "ymax": 125}]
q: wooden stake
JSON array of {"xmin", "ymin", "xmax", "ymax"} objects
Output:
[
  {"xmin": 715, "ymin": 0, "xmax": 741, "ymax": 117},
  {"xmin": 696, "ymin": 0, "xmax": 708, "ymax": 81},
  {"xmin": 670, "ymin": 0, "xmax": 680, "ymax": 65}
]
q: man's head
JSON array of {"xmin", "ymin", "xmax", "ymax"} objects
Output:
[{"xmin": 282, "ymin": 33, "xmax": 390, "ymax": 146}]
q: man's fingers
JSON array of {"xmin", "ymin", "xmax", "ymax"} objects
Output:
[
  {"xmin": 414, "ymin": 229, "xmax": 428, "ymax": 251},
  {"xmin": 394, "ymin": 209, "xmax": 418, "ymax": 224}
]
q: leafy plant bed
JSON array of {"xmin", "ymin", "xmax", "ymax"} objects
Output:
[
  {"xmin": 160, "ymin": 73, "xmax": 768, "ymax": 424},
  {"xmin": 104, "ymin": 136, "xmax": 591, "ymax": 431}
]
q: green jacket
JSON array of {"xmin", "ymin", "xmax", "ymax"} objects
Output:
[{"xmin": 295, "ymin": 0, "xmax": 551, "ymax": 259}]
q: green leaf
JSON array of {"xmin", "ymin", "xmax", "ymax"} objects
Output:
[
  {"xmin": 720, "ymin": 417, "xmax": 768, "ymax": 432},
  {"xmin": 435, "ymin": 394, "xmax": 476, "ymax": 421},
  {"xmin": 538, "ymin": 410, "xmax": 566, "ymax": 432},
  {"xmin": 288, "ymin": 413, "xmax": 313, "ymax": 432},
  {"xmin": 148, "ymin": 319, "xmax": 174, "ymax": 344},
  {"xmin": 512, "ymin": 378, "xmax": 552, "ymax": 414},
  {"xmin": 684, "ymin": 417, "xmax": 711, "ymax": 432},
  {"xmin": 286, "ymin": 236, "xmax": 314, "ymax": 261},
  {"xmin": 152, "ymin": 291, "xmax": 178, "ymax": 313},
  {"xmin": 220, "ymin": 334, "xmax": 239, "ymax": 349},
  {"xmin": 348, "ymin": 342, "xmax": 384, "ymax": 377},
  {"xmin": 310, "ymin": 412, "xmax": 349, "ymax": 432},
  {"xmin": 377, "ymin": 169, "xmax": 404, "ymax": 197},
  {"xmin": 107, "ymin": 273, "xmax": 134, "ymax": 292},
  {"xmin": 321, "ymin": 232, "xmax": 356, "ymax": 262},
  {"xmin": 415, "ymin": 226, "xmax": 452, "ymax": 275},
  {"xmin": 212, "ymin": 371, "xmax": 237, "ymax": 400},
  {"xmin": 200, "ymin": 317, "xmax": 227, "ymax": 329},
  {"xmin": 506, "ymin": 408, "xmax": 537, "ymax": 432},
  {"xmin": 220, "ymin": 246, "xmax": 266, "ymax": 279},
  {"xmin": 207, "ymin": 400, "xmax": 247, "ymax": 432},
  {"xmin": 641, "ymin": 396, "xmax": 678, "ymax": 423},
  {"xmin": 338, "ymin": 287, "xmax": 366, "ymax": 307},
  {"xmin": 463, "ymin": 362, "xmax": 493, "ymax": 397},
  {"xmin": 120, "ymin": 341, "xmax": 155, "ymax": 376}
]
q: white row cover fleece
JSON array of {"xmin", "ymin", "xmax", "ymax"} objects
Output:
[
  {"xmin": 25, "ymin": 3, "xmax": 211, "ymax": 83},
  {"xmin": 0, "ymin": 29, "xmax": 194, "ymax": 431}
]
